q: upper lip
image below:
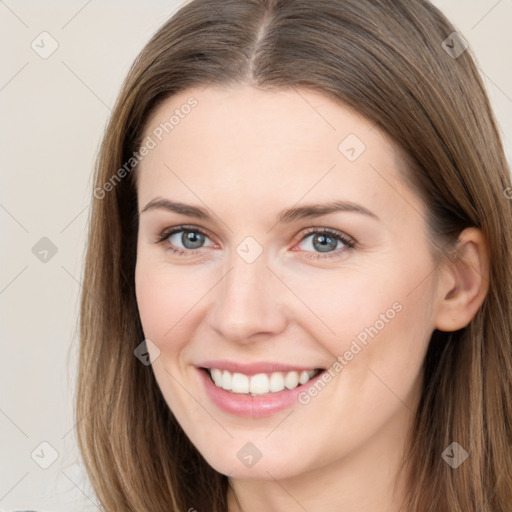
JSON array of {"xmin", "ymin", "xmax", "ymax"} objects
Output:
[{"xmin": 197, "ymin": 360, "xmax": 324, "ymax": 376}]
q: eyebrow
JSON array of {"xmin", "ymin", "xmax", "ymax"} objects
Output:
[
  {"xmin": 141, "ymin": 198, "xmax": 210, "ymax": 218},
  {"xmin": 140, "ymin": 198, "xmax": 379, "ymax": 223}
]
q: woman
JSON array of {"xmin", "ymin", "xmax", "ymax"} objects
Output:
[{"xmin": 77, "ymin": 0, "xmax": 512, "ymax": 510}]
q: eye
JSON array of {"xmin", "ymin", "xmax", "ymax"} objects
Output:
[
  {"xmin": 156, "ymin": 225, "xmax": 356, "ymax": 259},
  {"xmin": 157, "ymin": 226, "xmax": 215, "ymax": 255},
  {"xmin": 294, "ymin": 228, "xmax": 356, "ymax": 259}
]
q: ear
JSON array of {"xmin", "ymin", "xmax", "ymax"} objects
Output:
[{"xmin": 434, "ymin": 227, "xmax": 490, "ymax": 332}]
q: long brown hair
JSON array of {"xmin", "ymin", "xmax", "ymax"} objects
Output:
[{"xmin": 77, "ymin": 0, "xmax": 512, "ymax": 510}]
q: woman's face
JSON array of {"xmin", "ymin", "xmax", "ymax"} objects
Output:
[{"xmin": 135, "ymin": 84, "xmax": 443, "ymax": 480}]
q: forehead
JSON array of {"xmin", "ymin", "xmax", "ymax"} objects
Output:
[
  {"xmin": 136, "ymin": 84, "xmax": 422, "ymax": 224},
  {"xmin": 141, "ymin": 84, "xmax": 393, "ymax": 160}
]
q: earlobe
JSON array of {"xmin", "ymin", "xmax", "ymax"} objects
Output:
[{"xmin": 434, "ymin": 228, "xmax": 490, "ymax": 332}]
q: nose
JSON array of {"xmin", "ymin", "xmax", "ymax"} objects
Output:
[{"xmin": 207, "ymin": 252, "xmax": 288, "ymax": 344}]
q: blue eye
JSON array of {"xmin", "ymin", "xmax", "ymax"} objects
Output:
[
  {"xmin": 295, "ymin": 228, "xmax": 355, "ymax": 259},
  {"xmin": 158, "ymin": 226, "xmax": 214, "ymax": 255},
  {"xmin": 169, "ymin": 229, "xmax": 209, "ymax": 250},
  {"xmin": 157, "ymin": 225, "xmax": 356, "ymax": 259},
  {"xmin": 300, "ymin": 232, "xmax": 341, "ymax": 253}
]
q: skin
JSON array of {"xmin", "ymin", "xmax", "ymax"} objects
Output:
[{"xmin": 134, "ymin": 84, "xmax": 489, "ymax": 512}]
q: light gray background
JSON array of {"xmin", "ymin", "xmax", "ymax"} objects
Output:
[{"xmin": 1, "ymin": 0, "xmax": 511, "ymax": 510}]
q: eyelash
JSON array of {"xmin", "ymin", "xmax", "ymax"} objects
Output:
[{"xmin": 155, "ymin": 225, "xmax": 356, "ymax": 260}]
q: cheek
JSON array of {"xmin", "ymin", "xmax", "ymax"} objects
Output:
[
  {"xmin": 134, "ymin": 255, "xmax": 217, "ymax": 356},
  {"xmin": 135, "ymin": 270, "xmax": 174, "ymax": 341},
  {"xmin": 286, "ymin": 253, "xmax": 435, "ymax": 384},
  {"xmin": 134, "ymin": 260, "xmax": 205, "ymax": 413},
  {"xmin": 282, "ymin": 263, "xmax": 404, "ymax": 347}
]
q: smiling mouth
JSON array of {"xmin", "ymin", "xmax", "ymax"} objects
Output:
[{"xmin": 202, "ymin": 368, "xmax": 324, "ymax": 396}]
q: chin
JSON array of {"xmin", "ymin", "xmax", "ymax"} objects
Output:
[{"xmin": 193, "ymin": 438, "xmax": 316, "ymax": 481}]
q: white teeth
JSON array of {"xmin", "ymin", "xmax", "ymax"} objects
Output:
[
  {"xmin": 211, "ymin": 368, "xmax": 223, "ymax": 387},
  {"xmin": 208, "ymin": 368, "xmax": 319, "ymax": 395},
  {"xmin": 269, "ymin": 372, "xmax": 284, "ymax": 392},
  {"xmin": 222, "ymin": 370, "xmax": 232, "ymax": 391},
  {"xmin": 249, "ymin": 373, "xmax": 269, "ymax": 394},
  {"xmin": 231, "ymin": 372, "xmax": 249, "ymax": 393},
  {"xmin": 299, "ymin": 370, "xmax": 310, "ymax": 385},
  {"xmin": 284, "ymin": 371, "xmax": 299, "ymax": 389}
]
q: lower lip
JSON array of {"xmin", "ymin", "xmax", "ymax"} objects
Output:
[{"xmin": 198, "ymin": 368, "xmax": 324, "ymax": 418}]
